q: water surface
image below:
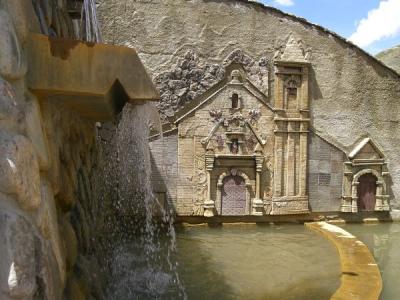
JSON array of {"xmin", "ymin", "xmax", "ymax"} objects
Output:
[{"xmin": 175, "ymin": 224, "xmax": 341, "ymax": 300}]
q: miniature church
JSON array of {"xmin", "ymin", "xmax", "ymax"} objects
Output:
[{"xmin": 150, "ymin": 37, "xmax": 391, "ymax": 217}]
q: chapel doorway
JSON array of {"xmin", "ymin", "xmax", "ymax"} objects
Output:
[
  {"xmin": 357, "ymin": 173, "xmax": 377, "ymax": 211},
  {"xmin": 221, "ymin": 175, "xmax": 246, "ymax": 215}
]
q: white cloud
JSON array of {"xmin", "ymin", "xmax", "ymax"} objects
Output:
[
  {"xmin": 349, "ymin": 0, "xmax": 400, "ymax": 48},
  {"xmin": 274, "ymin": 0, "xmax": 294, "ymax": 6}
]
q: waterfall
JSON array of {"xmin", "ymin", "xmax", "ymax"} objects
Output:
[{"xmin": 97, "ymin": 103, "xmax": 186, "ymax": 299}]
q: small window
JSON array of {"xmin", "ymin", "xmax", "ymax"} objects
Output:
[
  {"xmin": 231, "ymin": 93, "xmax": 239, "ymax": 108},
  {"xmin": 230, "ymin": 139, "xmax": 239, "ymax": 154}
]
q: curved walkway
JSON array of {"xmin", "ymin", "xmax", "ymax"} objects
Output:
[{"xmin": 306, "ymin": 222, "xmax": 382, "ymax": 300}]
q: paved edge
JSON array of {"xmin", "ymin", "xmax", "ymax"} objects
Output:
[{"xmin": 305, "ymin": 222, "xmax": 382, "ymax": 300}]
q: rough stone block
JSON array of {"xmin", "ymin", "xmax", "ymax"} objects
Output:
[
  {"xmin": 3, "ymin": 0, "xmax": 40, "ymax": 43},
  {"xmin": 0, "ymin": 209, "xmax": 36, "ymax": 299},
  {"xmin": 36, "ymin": 178, "xmax": 66, "ymax": 285},
  {"xmin": 0, "ymin": 10, "xmax": 26, "ymax": 79},
  {"xmin": 25, "ymin": 95, "xmax": 50, "ymax": 170},
  {"xmin": 0, "ymin": 131, "xmax": 40, "ymax": 210},
  {"xmin": 59, "ymin": 215, "xmax": 78, "ymax": 272},
  {"xmin": 0, "ymin": 77, "xmax": 24, "ymax": 133}
]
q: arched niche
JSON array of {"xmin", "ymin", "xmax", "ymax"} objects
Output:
[{"xmin": 342, "ymin": 138, "xmax": 390, "ymax": 212}]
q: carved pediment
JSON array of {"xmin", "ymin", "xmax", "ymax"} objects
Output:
[
  {"xmin": 275, "ymin": 35, "xmax": 310, "ymax": 64},
  {"xmin": 349, "ymin": 138, "xmax": 384, "ymax": 160}
]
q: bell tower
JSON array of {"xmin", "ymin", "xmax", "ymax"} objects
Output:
[{"xmin": 272, "ymin": 36, "xmax": 310, "ymax": 214}]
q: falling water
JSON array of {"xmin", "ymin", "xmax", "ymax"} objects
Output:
[
  {"xmin": 98, "ymin": 103, "xmax": 186, "ymax": 299},
  {"xmin": 81, "ymin": 0, "xmax": 102, "ymax": 42}
]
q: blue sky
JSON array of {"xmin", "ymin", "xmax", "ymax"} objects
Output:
[{"xmin": 261, "ymin": 0, "xmax": 400, "ymax": 54}]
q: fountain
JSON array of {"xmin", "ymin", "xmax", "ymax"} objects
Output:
[{"xmin": 0, "ymin": 1, "xmax": 398, "ymax": 300}]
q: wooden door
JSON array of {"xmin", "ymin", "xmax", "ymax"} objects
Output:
[
  {"xmin": 221, "ymin": 175, "xmax": 246, "ymax": 215},
  {"xmin": 357, "ymin": 174, "xmax": 377, "ymax": 211}
]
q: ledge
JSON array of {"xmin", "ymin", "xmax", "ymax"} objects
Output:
[
  {"xmin": 305, "ymin": 222, "xmax": 382, "ymax": 300},
  {"xmin": 26, "ymin": 33, "xmax": 159, "ymax": 121}
]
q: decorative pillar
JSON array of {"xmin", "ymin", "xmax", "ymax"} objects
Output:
[
  {"xmin": 286, "ymin": 121, "xmax": 295, "ymax": 196},
  {"xmin": 341, "ymin": 163, "xmax": 353, "ymax": 212},
  {"xmin": 203, "ymin": 152, "xmax": 215, "ymax": 217},
  {"xmin": 299, "ymin": 122, "xmax": 308, "ymax": 196},
  {"xmin": 273, "ymin": 121, "xmax": 285, "ymax": 197},
  {"xmin": 351, "ymin": 182, "xmax": 359, "ymax": 213},
  {"xmin": 252, "ymin": 152, "xmax": 264, "ymax": 215}
]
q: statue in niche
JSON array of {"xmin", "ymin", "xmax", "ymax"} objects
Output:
[
  {"xmin": 230, "ymin": 139, "xmax": 239, "ymax": 154},
  {"xmin": 284, "ymin": 75, "xmax": 301, "ymax": 110}
]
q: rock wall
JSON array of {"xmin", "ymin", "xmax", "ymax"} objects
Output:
[
  {"xmin": 0, "ymin": 1, "xmax": 106, "ymax": 299},
  {"xmin": 98, "ymin": 0, "xmax": 400, "ymax": 210}
]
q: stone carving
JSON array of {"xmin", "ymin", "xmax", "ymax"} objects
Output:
[
  {"xmin": 154, "ymin": 49, "xmax": 269, "ymax": 121},
  {"xmin": 246, "ymin": 136, "xmax": 257, "ymax": 151},
  {"xmin": 223, "ymin": 49, "xmax": 270, "ymax": 94},
  {"xmin": 248, "ymin": 108, "xmax": 261, "ymax": 123},
  {"xmin": 154, "ymin": 51, "xmax": 225, "ymax": 119},
  {"xmin": 274, "ymin": 35, "xmax": 311, "ymax": 63},
  {"xmin": 209, "ymin": 109, "xmax": 223, "ymax": 122},
  {"xmin": 193, "ymin": 154, "xmax": 207, "ymax": 215}
]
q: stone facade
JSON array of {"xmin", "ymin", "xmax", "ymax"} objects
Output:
[{"xmin": 100, "ymin": 0, "xmax": 400, "ymax": 216}]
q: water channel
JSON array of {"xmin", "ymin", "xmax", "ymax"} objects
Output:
[{"xmin": 341, "ymin": 223, "xmax": 400, "ymax": 300}]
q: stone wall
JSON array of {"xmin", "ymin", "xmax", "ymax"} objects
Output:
[
  {"xmin": 149, "ymin": 131, "xmax": 178, "ymax": 213},
  {"xmin": 98, "ymin": 0, "xmax": 400, "ymax": 210},
  {"xmin": 0, "ymin": 1, "xmax": 106, "ymax": 299},
  {"xmin": 308, "ymin": 132, "xmax": 346, "ymax": 212}
]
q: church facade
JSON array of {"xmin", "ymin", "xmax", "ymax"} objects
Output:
[{"xmin": 149, "ymin": 39, "xmax": 391, "ymax": 217}]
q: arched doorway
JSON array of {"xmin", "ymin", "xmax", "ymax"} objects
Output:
[
  {"xmin": 221, "ymin": 175, "xmax": 246, "ymax": 215},
  {"xmin": 357, "ymin": 173, "xmax": 377, "ymax": 211}
]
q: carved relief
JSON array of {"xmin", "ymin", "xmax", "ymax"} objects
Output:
[
  {"xmin": 193, "ymin": 153, "xmax": 207, "ymax": 215},
  {"xmin": 155, "ymin": 49, "xmax": 269, "ymax": 121},
  {"xmin": 274, "ymin": 35, "xmax": 311, "ymax": 63}
]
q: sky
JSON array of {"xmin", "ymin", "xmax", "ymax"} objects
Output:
[{"xmin": 260, "ymin": 0, "xmax": 400, "ymax": 55}]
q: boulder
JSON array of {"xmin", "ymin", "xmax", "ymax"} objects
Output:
[
  {"xmin": 0, "ymin": 76, "xmax": 24, "ymax": 133},
  {"xmin": 3, "ymin": 0, "xmax": 41, "ymax": 43},
  {"xmin": 25, "ymin": 94, "xmax": 50, "ymax": 170},
  {"xmin": 0, "ymin": 131, "xmax": 40, "ymax": 211},
  {"xmin": 0, "ymin": 10, "xmax": 26, "ymax": 79},
  {"xmin": 59, "ymin": 214, "xmax": 78, "ymax": 272},
  {"xmin": 0, "ymin": 209, "xmax": 36, "ymax": 299},
  {"xmin": 36, "ymin": 178, "xmax": 66, "ymax": 285}
]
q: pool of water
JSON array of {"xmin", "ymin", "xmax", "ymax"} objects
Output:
[
  {"xmin": 340, "ymin": 223, "xmax": 400, "ymax": 300},
  {"xmin": 175, "ymin": 224, "xmax": 341, "ymax": 300}
]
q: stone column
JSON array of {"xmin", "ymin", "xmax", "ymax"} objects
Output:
[
  {"xmin": 286, "ymin": 121, "xmax": 295, "ymax": 196},
  {"xmin": 299, "ymin": 122, "xmax": 308, "ymax": 196},
  {"xmin": 341, "ymin": 163, "xmax": 353, "ymax": 212},
  {"xmin": 252, "ymin": 153, "xmax": 264, "ymax": 215},
  {"xmin": 203, "ymin": 153, "xmax": 215, "ymax": 217},
  {"xmin": 273, "ymin": 121, "xmax": 285, "ymax": 197}
]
